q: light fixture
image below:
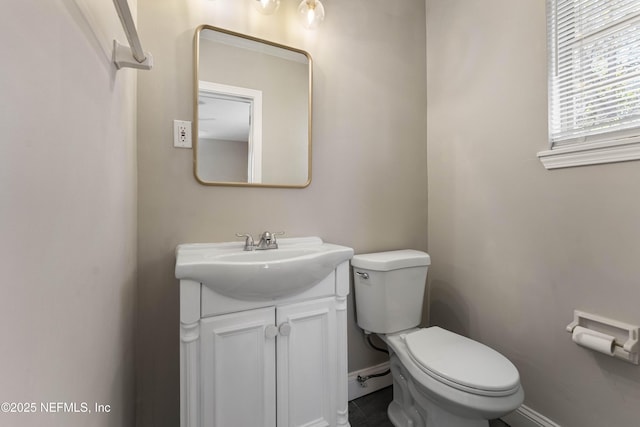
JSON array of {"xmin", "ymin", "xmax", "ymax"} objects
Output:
[
  {"xmin": 297, "ymin": 0, "xmax": 325, "ymax": 29},
  {"xmin": 254, "ymin": 0, "xmax": 280, "ymax": 15}
]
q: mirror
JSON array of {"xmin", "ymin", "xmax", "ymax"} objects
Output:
[{"xmin": 194, "ymin": 25, "xmax": 312, "ymax": 187}]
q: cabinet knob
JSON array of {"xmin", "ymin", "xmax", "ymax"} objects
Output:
[
  {"xmin": 265, "ymin": 325, "xmax": 278, "ymax": 339},
  {"xmin": 279, "ymin": 322, "xmax": 292, "ymax": 337}
]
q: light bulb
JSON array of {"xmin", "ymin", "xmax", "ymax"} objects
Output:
[
  {"xmin": 297, "ymin": 0, "xmax": 325, "ymax": 29},
  {"xmin": 254, "ymin": 0, "xmax": 280, "ymax": 15}
]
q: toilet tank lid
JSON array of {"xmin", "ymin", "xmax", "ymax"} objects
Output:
[{"xmin": 351, "ymin": 250, "xmax": 430, "ymax": 271}]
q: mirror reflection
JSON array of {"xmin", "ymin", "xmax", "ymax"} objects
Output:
[{"xmin": 195, "ymin": 25, "xmax": 312, "ymax": 187}]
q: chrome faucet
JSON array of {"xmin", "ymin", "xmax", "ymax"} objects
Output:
[
  {"xmin": 236, "ymin": 231, "xmax": 284, "ymax": 251},
  {"xmin": 256, "ymin": 231, "xmax": 284, "ymax": 250}
]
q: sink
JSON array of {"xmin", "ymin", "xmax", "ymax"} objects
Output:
[{"xmin": 175, "ymin": 236, "xmax": 354, "ymax": 300}]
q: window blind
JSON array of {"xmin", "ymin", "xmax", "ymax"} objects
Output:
[{"xmin": 548, "ymin": 0, "xmax": 640, "ymax": 146}]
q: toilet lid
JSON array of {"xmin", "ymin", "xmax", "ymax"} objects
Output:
[{"xmin": 405, "ymin": 327, "xmax": 520, "ymax": 397}]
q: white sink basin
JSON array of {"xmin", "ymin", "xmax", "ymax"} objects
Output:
[{"xmin": 175, "ymin": 237, "xmax": 354, "ymax": 300}]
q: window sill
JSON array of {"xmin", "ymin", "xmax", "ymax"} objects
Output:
[{"xmin": 537, "ymin": 137, "xmax": 640, "ymax": 170}]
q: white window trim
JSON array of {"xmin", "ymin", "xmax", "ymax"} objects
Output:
[
  {"xmin": 541, "ymin": 0, "xmax": 640, "ymax": 170},
  {"xmin": 538, "ymin": 136, "xmax": 640, "ymax": 169}
]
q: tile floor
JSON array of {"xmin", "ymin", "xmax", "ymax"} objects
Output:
[{"xmin": 348, "ymin": 386, "xmax": 510, "ymax": 427}]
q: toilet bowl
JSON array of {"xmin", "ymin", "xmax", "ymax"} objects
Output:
[{"xmin": 352, "ymin": 250, "xmax": 524, "ymax": 427}]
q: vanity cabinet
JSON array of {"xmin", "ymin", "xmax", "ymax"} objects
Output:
[
  {"xmin": 199, "ymin": 307, "xmax": 276, "ymax": 427},
  {"xmin": 180, "ymin": 262, "xmax": 351, "ymax": 427}
]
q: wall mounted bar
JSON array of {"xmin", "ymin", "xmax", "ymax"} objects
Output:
[{"xmin": 112, "ymin": 0, "xmax": 153, "ymax": 70}]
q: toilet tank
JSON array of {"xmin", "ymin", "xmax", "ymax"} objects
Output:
[{"xmin": 352, "ymin": 250, "xmax": 431, "ymax": 334}]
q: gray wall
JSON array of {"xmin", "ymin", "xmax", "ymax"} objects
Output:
[
  {"xmin": 0, "ymin": 1, "xmax": 137, "ymax": 426},
  {"xmin": 136, "ymin": 0, "xmax": 427, "ymax": 425},
  {"xmin": 426, "ymin": 1, "xmax": 640, "ymax": 426}
]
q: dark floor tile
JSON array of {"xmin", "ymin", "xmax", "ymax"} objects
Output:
[
  {"xmin": 349, "ymin": 387, "xmax": 394, "ymax": 427},
  {"xmin": 353, "ymin": 386, "xmax": 393, "ymax": 413},
  {"xmin": 348, "ymin": 400, "xmax": 367, "ymax": 425}
]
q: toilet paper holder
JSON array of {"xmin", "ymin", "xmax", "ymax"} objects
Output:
[{"xmin": 566, "ymin": 310, "xmax": 639, "ymax": 365}]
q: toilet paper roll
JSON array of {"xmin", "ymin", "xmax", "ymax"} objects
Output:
[{"xmin": 572, "ymin": 326, "xmax": 616, "ymax": 356}]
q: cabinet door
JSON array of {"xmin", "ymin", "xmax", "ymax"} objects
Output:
[
  {"xmin": 277, "ymin": 298, "xmax": 337, "ymax": 427},
  {"xmin": 200, "ymin": 307, "xmax": 276, "ymax": 427}
]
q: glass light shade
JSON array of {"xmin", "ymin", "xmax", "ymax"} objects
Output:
[
  {"xmin": 254, "ymin": 0, "xmax": 280, "ymax": 15},
  {"xmin": 297, "ymin": 0, "xmax": 325, "ymax": 29}
]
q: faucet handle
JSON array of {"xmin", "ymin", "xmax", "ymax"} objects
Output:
[{"xmin": 235, "ymin": 233, "xmax": 255, "ymax": 251}]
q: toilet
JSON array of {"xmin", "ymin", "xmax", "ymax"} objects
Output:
[{"xmin": 352, "ymin": 250, "xmax": 524, "ymax": 427}]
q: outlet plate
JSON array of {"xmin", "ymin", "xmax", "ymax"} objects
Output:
[{"xmin": 173, "ymin": 120, "xmax": 192, "ymax": 148}]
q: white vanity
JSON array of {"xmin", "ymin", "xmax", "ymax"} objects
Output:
[{"xmin": 176, "ymin": 236, "xmax": 354, "ymax": 427}]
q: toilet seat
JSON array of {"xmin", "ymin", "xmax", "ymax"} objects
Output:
[{"xmin": 404, "ymin": 327, "xmax": 521, "ymax": 397}]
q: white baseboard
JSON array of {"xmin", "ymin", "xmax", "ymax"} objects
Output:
[
  {"xmin": 347, "ymin": 361, "xmax": 393, "ymax": 401},
  {"xmin": 502, "ymin": 405, "xmax": 561, "ymax": 427}
]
